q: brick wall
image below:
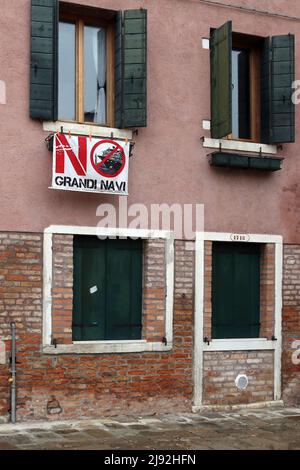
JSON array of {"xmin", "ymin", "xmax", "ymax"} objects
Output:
[
  {"xmin": 203, "ymin": 351, "xmax": 274, "ymax": 405},
  {"xmin": 260, "ymin": 244, "xmax": 275, "ymax": 339},
  {"xmin": 0, "ymin": 233, "xmax": 43, "ymax": 420},
  {"xmin": 282, "ymin": 245, "xmax": 300, "ymax": 405},
  {"xmin": 0, "ymin": 233, "xmax": 194, "ymax": 422},
  {"xmin": 142, "ymin": 239, "xmax": 166, "ymax": 341},
  {"xmin": 52, "ymin": 235, "xmax": 73, "ymax": 345},
  {"xmin": 203, "ymin": 241, "xmax": 212, "ymax": 339}
]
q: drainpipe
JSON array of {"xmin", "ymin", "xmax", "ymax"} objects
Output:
[{"xmin": 10, "ymin": 322, "xmax": 16, "ymax": 424}]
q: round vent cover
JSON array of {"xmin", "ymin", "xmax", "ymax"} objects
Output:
[{"xmin": 235, "ymin": 374, "xmax": 249, "ymax": 391}]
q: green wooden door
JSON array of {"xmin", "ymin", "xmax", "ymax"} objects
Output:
[
  {"xmin": 73, "ymin": 236, "xmax": 143, "ymax": 341},
  {"xmin": 212, "ymin": 243, "xmax": 261, "ymax": 339}
]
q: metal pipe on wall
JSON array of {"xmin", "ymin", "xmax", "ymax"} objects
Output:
[{"xmin": 10, "ymin": 322, "xmax": 16, "ymax": 424}]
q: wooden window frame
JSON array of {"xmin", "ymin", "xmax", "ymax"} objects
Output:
[
  {"xmin": 228, "ymin": 33, "xmax": 262, "ymax": 143},
  {"xmin": 59, "ymin": 11, "xmax": 115, "ymax": 128}
]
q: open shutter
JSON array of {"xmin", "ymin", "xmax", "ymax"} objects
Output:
[
  {"xmin": 210, "ymin": 21, "xmax": 232, "ymax": 139},
  {"xmin": 114, "ymin": 9, "xmax": 147, "ymax": 128},
  {"xmin": 30, "ymin": 0, "xmax": 58, "ymax": 120},
  {"xmin": 261, "ymin": 34, "xmax": 295, "ymax": 144}
]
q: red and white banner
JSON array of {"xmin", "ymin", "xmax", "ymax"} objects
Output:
[{"xmin": 51, "ymin": 133, "xmax": 129, "ymax": 195}]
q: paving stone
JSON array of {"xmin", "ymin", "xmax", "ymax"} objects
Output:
[{"xmin": 0, "ymin": 407, "xmax": 300, "ymax": 450}]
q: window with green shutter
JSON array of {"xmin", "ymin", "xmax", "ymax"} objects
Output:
[
  {"xmin": 212, "ymin": 242, "xmax": 261, "ymax": 339},
  {"xmin": 73, "ymin": 236, "xmax": 143, "ymax": 341},
  {"xmin": 30, "ymin": 1, "xmax": 147, "ymax": 129},
  {"xmin": 210, "ymin": 22, "xmax": 295, "ymax": 144}
]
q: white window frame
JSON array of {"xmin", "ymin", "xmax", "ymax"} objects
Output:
[
  {"xmin": 202, "ymin": 40, "xmax": 278, "ymax": 154},
  {"xmin": 202, "ymin": 137, "xmax": 277, "ymax": 155},
  {"xmin": 43, "ymin": 225, "xmax": 174, "ymax": 354},
  {"xmin": 43, "ymin": 121, "xmax": 132, "ymax": 141},
  {"xmin": 193, "ymin": 232, "xmax": 283, "ymax": 409}
]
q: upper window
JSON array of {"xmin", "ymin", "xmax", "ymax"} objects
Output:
[
  {"xmin": 210, "ymin": 21, "xmax": 295, "ymax": 145},
  {"xmin": 58, "ymin": 10, "xmax": 114, "ymax": 126},
  {"xmin": 30, "ymin": 1, "xmax": 147, "ymax": 129},
  {"xmin": 231, "ymin": 48, "xmax": 251, "ymax": 140},
  {"xmin": 230, "ymin": 34, "xmax": 261, "ymax": 142}
]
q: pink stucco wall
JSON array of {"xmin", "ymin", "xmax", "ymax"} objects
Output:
[{"xmin": 1, "ymin": 0, "xmax": 300, "ymax": 242}]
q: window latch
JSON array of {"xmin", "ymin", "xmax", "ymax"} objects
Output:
[
  {"xmin": 162, "ymin": 336, "xmax": 168, "ymax": 346},
  {"xmin": 204, "ymin": 337, "xmax": 211, "ymax": 346},
  {"xmin": 271, "ymin": 335, "xmax": 277, "ymax": 341}
]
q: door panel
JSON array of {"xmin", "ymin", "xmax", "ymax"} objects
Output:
[
  {"xmin": 106, "ymin": 239, "xmax": 143, "ymax": 340},
  {"xmin": 212, "ymin": 243, "xmax": 261, "ymax": 339}
]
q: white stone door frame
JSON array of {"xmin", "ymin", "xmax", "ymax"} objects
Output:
[{"xmin": 193, "ymin": 232, "xmax": 283, "ymax": 410}]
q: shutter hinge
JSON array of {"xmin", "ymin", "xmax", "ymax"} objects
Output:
[{"xmin": 162, "ymin": 336, "xmax": 168, "ymax": 346}]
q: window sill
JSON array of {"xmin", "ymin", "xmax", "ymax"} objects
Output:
[
  {"xmin": 42, "ymin": 340, "xmax": 173, "ymax": 355},
  {"xmin": 203, "ymin": 338, "xmax": 276, "ymax": 352},
  {"xmin": 202, "ymin": 137, "xmax": 277, "ymax": 155},
  {"xmin": 43, "ymin": 121, "xmax": 133, "ymax": 141}
]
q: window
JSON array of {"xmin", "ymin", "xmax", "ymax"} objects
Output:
[
  {"xmin": 210, "ymin": 21, "xmax": 295, "ymax": 144},
  {"xmin": 231, "ymin": 48, "xmax": 251, "ymax": 140},
  {"xmin": 58, "ymin": 9, "xmax": 114, "ymax": 126},
  {"xmin": 230, "ymin": 34, "xmax": 262, "ymax": 142},
  {"xmin": 72, "ymin": 236, "xmax": 143, "ymax": 341},
  {"xmin": 30, "ymin": 1, "xmax": 147, "ymax": 129},
  {"xmin": 212, "ymin": 242, "xmax": 261, "ymax": 339}
]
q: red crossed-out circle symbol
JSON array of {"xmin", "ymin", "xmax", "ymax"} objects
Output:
[{"xmin": 90, "ymin": 139, "xmax": 126, "ymax": 178}]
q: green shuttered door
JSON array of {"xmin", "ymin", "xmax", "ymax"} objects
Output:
[
  {"xmin": 30, "ymin": 0, "xmax": 58, "ymax": 120},
  {"xmin": 73, "ymin": 237, "xmax": 143, "ymax": 341},
  {"xmin": 261, "ymin": 34, "xmax": 295, "ymax": 144},
  {"xmin": 212, "ymin": 243, "xmax": 261, "ymax": 339},
  {"xmin": 115, "ymin": 9, "xmax": 147, "ymax": 128},
  {"xmin": 210, "ymin": 21, "xmax": 232, "ymax": 139}
]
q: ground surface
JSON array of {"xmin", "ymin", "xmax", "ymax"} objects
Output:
[{"xmin": 0, "ymin": 406, "xmax": 300, "ymax": 450}]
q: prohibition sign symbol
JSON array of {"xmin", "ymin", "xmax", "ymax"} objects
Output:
[{"xmin": 90, "ymin": 139, "xmax": 126, "ymax": 178}]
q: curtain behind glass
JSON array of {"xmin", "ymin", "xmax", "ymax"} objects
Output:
[{"xmin": 84, "ymin": 26, "xmax": 107, "ymax": 124}]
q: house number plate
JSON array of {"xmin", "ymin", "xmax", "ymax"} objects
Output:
[{"xmin": 230, "ymin": 234, "xmax": 250, "ymax": 242}]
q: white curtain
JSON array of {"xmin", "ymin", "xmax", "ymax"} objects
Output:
[{"xmin": 93, "ymin": 28, "xmax": 106, "ymax": 124}]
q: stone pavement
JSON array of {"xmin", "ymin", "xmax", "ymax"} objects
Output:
[{"xmin": 0, "ymin": 406, "xmax": 300, "ymax": 450}]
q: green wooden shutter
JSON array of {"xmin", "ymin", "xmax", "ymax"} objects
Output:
[
  {"xmin": 73, "ymin": 237, "xmax": 143, "ymax": 341},
  {"xmin": 30, "ymin": 0, "xmax": 58, "ymax": 120},
  {"xmin": 73, "ymin": 236, "xmax": 106, "ymax": 341},
  {"xmin": 261, "ymin": 34, "xmax": 295, "ymax": 144},
  {"xmin": 210, "ymin": 21, "xmax": 232, "ymax": 139},
  {"xmin": 115, "ymin": 9, "xmax": 147, "ymax": 128},
  {"xmin": 212, "ymin": 243, "xmax": 261, "ymax": 339},
  {"xmin": 106, "ymin": 239, "xmax": 143, "ymax": 340}
]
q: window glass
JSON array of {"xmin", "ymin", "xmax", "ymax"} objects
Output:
[
  {"xmin": 84, "ymin": 26, "xmax": 107, "ymax": 124},
  {"xmin": 58, "ymin": 22, "xmax": 76, "ymax": 120},
  {"xmin": 231, "ymin": 48, "xmax": 251, "ymax": 139}
]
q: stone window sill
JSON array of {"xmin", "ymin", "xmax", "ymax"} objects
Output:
[
  {"xmin": 43, "ymin": 121, "xmax": 133, "ymax": 141},
  {"xmin": 42, "ymin": 340, "xmax": 173, "ymax": 355},
  {"xmin": 202, "ymin": 137, "xmax": 277, "ymax": 155},
  {"xmin": 203, "ymin": 338, "xmax": 276, "ymax": 352}
]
